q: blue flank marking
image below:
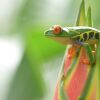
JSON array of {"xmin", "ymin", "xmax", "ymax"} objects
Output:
[{"xmin": 75, "ymin": 40, "xmax": 84, "ymax": 45}]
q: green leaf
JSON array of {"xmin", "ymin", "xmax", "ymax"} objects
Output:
[
  {"xmin": 60, "ymin": 79, "xmax": 68, "ymax": 100},
  {"xmin": 75, "ymin": 0, "xmax": 86, "ymax": 26},
  {"xmin": 76, "ymin": 0, "xmax": 93, "ymax": 27},
  {"xmin": 96, "ymin": 41, "xmax": 100, "ymax": 100},
  {"xmin": 86, "ymin": 5, "xmax": 93, "ymax": 27},
  {"xmin": 6, "ymin": 52, "xmax": 45, "ymax": 100}
]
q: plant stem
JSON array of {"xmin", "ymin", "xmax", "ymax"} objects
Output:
[{"xmin": 96, "ymin": 41, "xmax": 100, "ymax": 100}]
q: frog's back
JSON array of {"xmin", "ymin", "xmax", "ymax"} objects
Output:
[
  {"xmin": 68, "ymin": 26, "xmax": 100, "ymax": 44},
  {"xmin": 68, "ymin": 26, "xmax": 100, "ymax": 33}
]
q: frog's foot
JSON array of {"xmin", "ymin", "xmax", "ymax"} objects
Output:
[
  {"xmin": 82, "ymin": 58, "xmax": 90, "ymax": 65},
  {"xmin": 68, "ymin": 45, "xmax": 80, "ymax": 59},
  {"xmin": 82, "ymin": 50, "xmax": 96, "ymax": 65}
]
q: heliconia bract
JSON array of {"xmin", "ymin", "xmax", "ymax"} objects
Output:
[{"xmin": 54, "ymin": 47, "xmax": 96, "ymax": 100}]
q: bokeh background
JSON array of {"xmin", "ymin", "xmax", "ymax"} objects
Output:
[{"xmin": 0, "ymin": 0, "xmax": 100, "ymax": 100}]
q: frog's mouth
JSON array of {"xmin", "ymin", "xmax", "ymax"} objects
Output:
[
  {"xmin": 44, "ymin": 28, "xmax": 73, "ymax": 44},
  {"xmin": 47, "ymin": 36, "xmax": 73, "ymax": 45}
]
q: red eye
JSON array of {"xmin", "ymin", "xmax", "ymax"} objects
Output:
[{"xmin": 52, "ymin": 25, "xmax": 62, "ymax": 34}]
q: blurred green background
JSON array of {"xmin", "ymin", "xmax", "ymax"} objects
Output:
[{"xmin": 0, "ymin": 0, "xmax": 100, "ymax": 100}]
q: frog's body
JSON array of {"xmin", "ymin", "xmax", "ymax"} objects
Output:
[{"xmin": 45, "ymin": 26, "xmax": 100, "ymax": 45}]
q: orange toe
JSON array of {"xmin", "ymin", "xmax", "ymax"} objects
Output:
[
  {"xmin": 68, "ymin": 45, "xmax": 79, "ymax": 58},
  {"xmin": 82, "ymin": 59, "xmax": 90, "ymax": 65}
]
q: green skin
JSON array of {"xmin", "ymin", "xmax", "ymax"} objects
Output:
[
  {"xmin": 45, "ymin": 26, "xmax": 100, "ymax": 45},
  {"xmin": 45, "ymin": 26, "xmax": 100, "ymax": 64}
]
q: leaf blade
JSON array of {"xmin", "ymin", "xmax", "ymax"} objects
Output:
[
  {"xmin": 76, "ymin": 0, "xmax": 86, "ymax": 26},
  {"xmin": 86, "ymin": 5, "xmax": 93, "ymax": 27}
]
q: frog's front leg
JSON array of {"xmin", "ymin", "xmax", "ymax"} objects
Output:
[
  {"xmin": 75, "ymin": 41, "xmax": 95, "ymax": 65},
  {"xmin": 82, "ymin": 43, "xmax": 95, "ymax": 65},
  {"xmin": 81, "ymin": 51, "xmax": 95, "ymax": 65}
]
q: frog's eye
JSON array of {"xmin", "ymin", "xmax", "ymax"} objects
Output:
[{"xmin": 52, "ymin": 25, "xmax": 62, "ymax": 34}]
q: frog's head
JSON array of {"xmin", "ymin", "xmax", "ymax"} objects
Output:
[{"xmin": 44, "ymin": 25, "xmax": 73, "ymax": 44}]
